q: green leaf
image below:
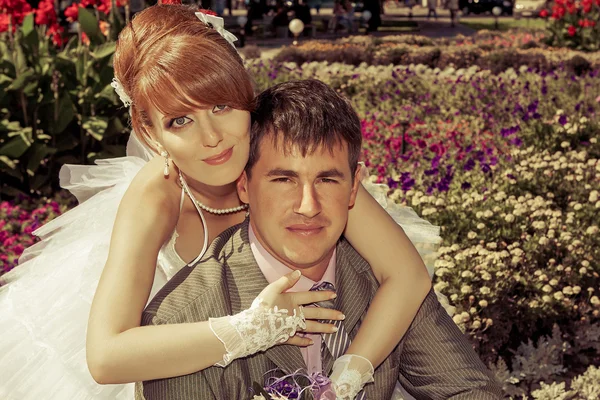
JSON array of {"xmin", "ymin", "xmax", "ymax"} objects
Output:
[
  {"xmin": 26, "ymin": 142, "xmax": 57, "ymax": 175},
  {"xmin": 96, "ymin": 83, "xmax": 117, "ymax": 102},
  {"xmin": 21, "ymin": 13, "xmax": 35, "ymax": 37},
  {"xmin": 0, "ymin": 135, "xmax": 32, "ymax": 158},
  {"xmin": 21, "ymin": 15, "xmax": 40, "ymax": 53},
  {"xmin": 0, "ymin": 155, "xmax": 16, "ymax": 169},
  {"xmin": 30, "ymin": 173, "xmax": 49, "ymax": 191},
  {"xmin": 6, "ymin": 69, "xmax": 35, "ymax": 91},
  {"xmin": 82, "ymin": 116, "xmax": 108, "ymax": 141},
  {"xmin": 91, "ymin": 42, "xmax": 116, "ymax": 59},
  {"xmin": 0, "ymin": 74, "xmax": 12, "ymax": 85},
  {"xmin": 78, "ymin": 8, "xmax": 101, "ymax": 42},
  {"xmin": 54, "ymin": 94, "xmax": 75, "ymax": 134}
]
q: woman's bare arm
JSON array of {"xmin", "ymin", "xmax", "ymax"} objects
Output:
[
  {"xmin": 86, "ymin": 161, "xmax": 228, "ymax": 384},
  {"xmin": 343, "ymin": 184, "xmax": 432, "ymax": 369}
]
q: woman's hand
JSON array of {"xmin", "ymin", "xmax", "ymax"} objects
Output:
[{"xmin": 256, "ymin": 270, "xmax": 344, "ymax": 346}]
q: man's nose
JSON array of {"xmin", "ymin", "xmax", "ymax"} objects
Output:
[{"xmin": 294, "ymin": 185, "xmax": 322, "ymax": 218}]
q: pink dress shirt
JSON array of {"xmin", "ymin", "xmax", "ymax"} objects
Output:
[{"xmin": 249, "ymin": 224, "xmax": 336, "ymax": 375}]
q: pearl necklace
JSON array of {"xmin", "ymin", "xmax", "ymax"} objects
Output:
[{"xmin": 179, "ymin": 173, "xmax": 248, "ymax": 215}]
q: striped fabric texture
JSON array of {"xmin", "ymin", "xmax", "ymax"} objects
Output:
[{"xmin": 136, "ymin": 220, "xmax": 504, "ymax": 400}]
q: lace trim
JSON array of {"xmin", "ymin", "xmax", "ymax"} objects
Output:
[{"xmin": 209, "ymin": 298, "xmax": 306, "ymax": 367}]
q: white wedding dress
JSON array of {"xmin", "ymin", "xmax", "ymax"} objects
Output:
[{"xmin": 0, "ymin": 134, "xmax": 443, "ymax": 400}]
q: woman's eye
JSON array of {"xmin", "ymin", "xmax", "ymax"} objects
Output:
[
  {"xmin": 213, "ymin": 105, "xmax": 229, "ymax": 113},
  {"xmin": 169, "ymin": 117, "xmax": 191, "ymax": 128}
]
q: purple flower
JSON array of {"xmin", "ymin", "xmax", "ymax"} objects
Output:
[
  {"xmin": 510, "ymin": 137, "xmax": 523, "ymax": 147},
  {"xmin": 463, "ymin": 158, "xmax": 475, "ymax": 171},
  {"xmin": 558, "ymin": 115, "xmax": 567, "ymax": 126}
]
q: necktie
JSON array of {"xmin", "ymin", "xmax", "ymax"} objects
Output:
[{"xmin": 311, "ymin": 282, "xmax": 368, "ymax": 399}]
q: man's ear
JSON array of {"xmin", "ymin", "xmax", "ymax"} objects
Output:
[
  {"xmin": 236, "ymin": 171, "xmax": 250, "ymax": 204},
  {"xmin": 348, "ymin": 163, "xmax": 362, "ymax": 208}
]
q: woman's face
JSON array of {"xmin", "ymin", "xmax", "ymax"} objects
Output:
[{"xmin": 149, "ymin": 104, "xmax": 251, "ymax": 187}]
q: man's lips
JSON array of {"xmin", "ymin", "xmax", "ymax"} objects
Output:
[
  {"xmin": 203, "ymin": 147, "xmax": 233, "ymax": 165},
  {"xmin": 286, "ymin": 225, "xmax": 324, "ymax": 236}
]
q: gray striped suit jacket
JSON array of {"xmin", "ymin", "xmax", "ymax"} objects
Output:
[{"xmin": 136, "ymin": 219, "xmax": 503, "ymax": 399}]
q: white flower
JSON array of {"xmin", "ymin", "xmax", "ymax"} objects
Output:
[
  {"xmin": 539, "ymin": 236, "xmax": 549, "ymax": 246},
  {"xmin": 582, "ymin": 260, "xmax": 590, "ymax": 267},
  {"xmin": 467, "ymin": 231, "xmax": 477, "ymax": 239},
  {"xmin": 543, "ymin": 295, "xmax": 552, "ymax": 303},
  {"xmin": 573, "ymin": 286, "xmax": 581, "ymax": 294},
  {"xmin": 542, "ymin": 285, "xmax": 553, "ymax": 293},
  {"xmin": 591, "ymin": 296, "xmax": 600, "ymax": 306},
  {"xmin": 554, "ymin": 292, "xmax": 565, "ymax": 301},
  {"xmin": 452, "ymin": 314, "xmax": 463, "ymax": 325},
  {"xmin": 561, "ymin": 141, "xmax": 570, "ymax": 148},
  {"xmin": 422, "ymin": 207, "xmax": 437, "ymax": 216},
  {"xmin": 479, "ymin": 300, "xmax": 488, "ymax": 308},
  {"xmin": 579, "ymin": 267, "xmax": 588, "ymax": 275},
  {"xmin": 586, "ymin": 226, "xmax": 599, "ymax": 235},
  {"xmin": 461, "ymin": 271, "xmax": 474, "ymax": 278},
  {"xmin": 434, "ymin": 281, "xmax": 449, "ymax": 291},
  {"xmin": 477, "ymin": 223, "xmax": 485, "ymax": 230},
  {"xmin": 589, "ymin": 191, "xmax": 599, "ymax": 203},
  {"xmin": 529, "ymin": 300, "xmax": 539, "ymax": 308},
  {"xmin": 471, "ymin": 320, "xmax": 482, "ymax": 329},
  {"xmin": 461, "ymin": 285, "xmax": 473, "ymax": 294},
  {"xmin": 563, "ymin": 286, "xmax": 573, "ymax": 295},
  {"xmin": 505, "ymin": 214, "xmax": 515, "ymax": 223},
  {"xmin": 549, "ymin": 279, "xmax": 558, "ymax": 286},
  {"xmin": 480, "ymin": 286, "xmax": 491, "ymax": 295},
  {"xmin": 573, "ymin": 203, "xmax": 583, "ymax": 211}
]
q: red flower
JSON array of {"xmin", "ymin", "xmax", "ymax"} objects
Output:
[
  {"xmin": 567, "ymin": 25, "xmax": 577, "ymax": 36},
  {"xmin": 64, "ymin": 3, "xmax": 79, "ymax": 23},
  {"xmin": 47, "ymin": 23, "xmax": 66, "ymax": 46},
  {"xmin": 539, "ymin": 9, "xmax": 548, "ymax": 17},
  {"xmin": 578, "ymin": 18, "xmax": 596, "ymax": 28},
  {"xmin": 198, "ymin": 8, "xmax": 217, "ymax": 15},
  {"xmin": 551, "ymin": 4, "xmax": 566, "ymax": 19},
  {"xmin": 35, "ymin": 0, "xmax": 57, "ymax": 26},
  {"xmin": 159, "ymin": 0, "xmax": 182, "ymax": 4}
]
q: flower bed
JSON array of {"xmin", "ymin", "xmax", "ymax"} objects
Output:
[
  {"xmin": 3, "ymin": 56, "xmax": 599, "ymax": 396},
  {"xmin": 0, "ymin": 193, "xmax": 73, "ymax": 277},
  {"xmin": 273, "ymin": 32, "xmax": 600, "ymax": 73}
]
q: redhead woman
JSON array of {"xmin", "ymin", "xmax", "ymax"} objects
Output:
[{"xmin": 0, "ymin": 4, "xmax": 442, "ymax": 399}]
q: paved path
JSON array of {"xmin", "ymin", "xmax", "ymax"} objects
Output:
[{"xmin": 223, "ymin": 6, "xmax": 477, "ymax": 52}]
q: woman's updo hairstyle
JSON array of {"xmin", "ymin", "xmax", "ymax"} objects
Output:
[{"xmin": 113, "ymin": 4, "xmax": 255, "ymax": 153}]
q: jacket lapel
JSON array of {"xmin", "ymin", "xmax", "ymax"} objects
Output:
[{"xmin": 224, "ymin": 220, "xmax": 306, "ymax": 375}]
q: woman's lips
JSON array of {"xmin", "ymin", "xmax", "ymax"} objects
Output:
[{"xmin": 203, "ymin": 147, "xmax": 233, "ymax": 166}]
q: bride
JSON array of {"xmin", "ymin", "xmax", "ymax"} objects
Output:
[{"xmin": 0, "ymin": 3, "xmax": 442, "ymax": 399}]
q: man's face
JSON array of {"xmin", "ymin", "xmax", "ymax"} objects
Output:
[{"xmin": 237, "ymin": 135, "xmax": 360, "ymax": 276}]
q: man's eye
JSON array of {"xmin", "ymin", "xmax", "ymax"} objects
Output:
[
  {"xmin": 213, "ymin": 105, "xmax": 229, "ymax": 113},
  {"xmin": 169, "ymin": 117, "xmax": 191, "ymax": 128},
  {"xmin": 272, "ymin": 178, "xmax": 291, "ymax": 183},
  {"xmin": 321, "ymin": 178, "xmax": 338, "ymax": 184}
]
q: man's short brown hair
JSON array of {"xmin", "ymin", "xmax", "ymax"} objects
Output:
[{"xmin": 247, "ymin": 79, "xmax": 362, "ymax": 177}]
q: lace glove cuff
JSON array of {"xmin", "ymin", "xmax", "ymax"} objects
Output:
[
  {"xmin": 209, "ymin": 297, "xmax": 306, "ymax": 367},
  {"xmin": 330, "ymin": 354, "xmax": 375, "ymax": 400}
]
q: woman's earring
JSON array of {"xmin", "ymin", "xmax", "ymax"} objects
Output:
[{"xmin": 161, "ymin": 150, "xmax": 170, "ymax": 177}]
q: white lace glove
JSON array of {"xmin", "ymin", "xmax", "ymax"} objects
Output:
[
  {"xmin": 209, "ymin": 297, "xmax": 307, "ymax": 367},
  {"xmin": 330, "ymin": 354, "xmax": 375, "ymax": 400}
]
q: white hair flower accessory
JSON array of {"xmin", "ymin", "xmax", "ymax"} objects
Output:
[
  {"xmin": 194, "ymin": 11, "xmax": 238, "ymax": 47},
  {"xmin": 111, "ymin": 77, "xmax": 132, "ymax": 107}
]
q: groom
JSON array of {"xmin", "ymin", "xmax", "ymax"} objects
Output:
[{"xmin": 136, "ymin": 80, "xmax": 503, "ymax": 399}]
